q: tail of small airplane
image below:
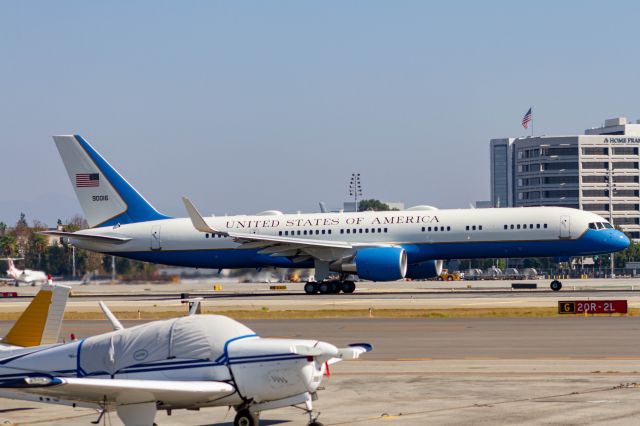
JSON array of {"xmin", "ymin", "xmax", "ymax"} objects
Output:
[
  {"xmin": 53, "ymin": 135, "xmax": 171, "ymax": 228},
  {"xmin": 1, "ymin": 257, "xmax": 21, "ymax": 279},
  {"xmin": 2, "ymin": 284, "xmax": 71, "ymax": 347}
]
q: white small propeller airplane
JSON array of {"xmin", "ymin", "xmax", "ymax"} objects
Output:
[
  {"xmin": 0, "ymin": 298, "xmax": 372, "ymax": 426},
  {"xmin": 1, "ymin": 258, "xmax": 48, "ymax": 286}
]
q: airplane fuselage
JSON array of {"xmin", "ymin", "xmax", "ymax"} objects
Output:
[{"xmin": 68, "ymin": 206, "xmax": 629, "ymax": 270}]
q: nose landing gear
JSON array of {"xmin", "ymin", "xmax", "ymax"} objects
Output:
[{"xmin": 550, "ymin": 280, "xmax": 562, "ymax": 291}]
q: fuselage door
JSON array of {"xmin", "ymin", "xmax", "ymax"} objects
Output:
[
  {"xmin": 151, "ymin": 225, "xmax": 162, "ymax": 250},
  {"xmin": 559, "ymin": 215, "xmax": 571, "ymax": 239}
]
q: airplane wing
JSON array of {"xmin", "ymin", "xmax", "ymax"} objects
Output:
[
  {"xmin": 183, "ymin": 197, "xmax": 391, "ymax": 263},
  {"xmin": 0, "ymin": 377, "xmax": 236, "ymax": 406},
  {"xmin": 39, "ymin": 230, "xmax": 132, "ymax": 244}
]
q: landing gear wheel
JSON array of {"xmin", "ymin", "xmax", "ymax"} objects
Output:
[
  {"xmin": 318, "ymin": 282, "xmax": 330, "ymax": 294},
  {"xmin": 330, "ymin": 281, "xmax": 341, "ymax": 294},
  {"xmin": 304, "ymin": 282, "xmax": 318, "ymax": 294},
  {"xmin": 342, "ymin": 281, "xmax": 356, "ymax": 293},
  {"xmin": 550, "ymin": 280, "xmax": 562, "ymax": 292},
  {"xmin": 234, "ymin": 409, "xmax": 259, "ymax": 426}
]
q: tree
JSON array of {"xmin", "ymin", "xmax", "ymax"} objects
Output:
[{"xmin": 358, "ymin": 199, "xmax": 398, "ymax": 212}]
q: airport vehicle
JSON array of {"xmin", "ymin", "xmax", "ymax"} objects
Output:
[
  {"xmin": 0, "ymin": 283, "xmax": 70, "ymax": 351},
  {"xmin": 0, "ymin": 300, "xmax": 372, "ymax": 426},
  {"xmin": 0, "ymin": 258, "xmax": 48, "ymax": 286},
  {"xmin": 43, "ymin": 135, "xmax": 630, "ymax": 294},
  {"xmin": 436, "ymin": 269, "xmax": 463, "ymax": 281}
]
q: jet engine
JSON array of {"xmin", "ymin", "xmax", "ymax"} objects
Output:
[
  {"xmin": 333, "ymin": 247, "xmax": 407, "ymax": 281},
  {"xmin": 405, "ymin": 260, "xmax": 444, "ymax": 279}
]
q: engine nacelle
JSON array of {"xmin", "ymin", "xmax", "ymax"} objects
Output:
[
  {"xmin": 351, "ymin": 247, "xmax": 408, "ymax": 281},
  {"xmin": 405, "ymin": 260, "xmax": 444, "ymax": 279}
]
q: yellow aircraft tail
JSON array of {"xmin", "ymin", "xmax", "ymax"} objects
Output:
[{"xmin": 2, "ymin": 284, "xmax": 70, "ymax": 347}]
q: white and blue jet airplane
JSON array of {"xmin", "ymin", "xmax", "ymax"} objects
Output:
[
  {"xmin": 0, "ymin": 298, "xmax": 371, "ymax": 426},
  {"xmin": 43, "ymin": 135, "xmax": 630, "ymax": 294}
]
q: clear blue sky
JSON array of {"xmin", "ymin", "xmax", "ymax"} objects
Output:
[{"xmin": 2, "ymin": 1, "xmax": 640, "ymax": 226}]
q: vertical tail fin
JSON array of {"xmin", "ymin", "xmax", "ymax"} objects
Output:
[
  {"xmin": 2, "ymin": 284, "xmax": 71, "ymax": 347},
  {"xmin": 53, "ymin": 135, "xmax": 171, "ymax": 228}
]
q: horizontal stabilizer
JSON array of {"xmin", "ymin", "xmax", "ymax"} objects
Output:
[
  {"xmin": 328, "ymin": 342, "xmax": 373, "ymax": 365},
  {"xmin": 39, "ymin": 231, "xmax": 131, "ymax": 244}
]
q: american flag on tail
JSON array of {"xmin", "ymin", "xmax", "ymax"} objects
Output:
[{"xmin": 75, "ymin": 173, "xmax": 100, "ymax": 188}]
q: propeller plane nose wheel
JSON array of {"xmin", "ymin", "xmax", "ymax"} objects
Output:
[{"xmin": 234, "ymin": 409, "xmax": 259, "ymax": 426}]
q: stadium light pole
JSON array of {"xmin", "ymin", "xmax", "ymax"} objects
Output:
[{"xmin": 349, "ymin": 173, "xmax": 363, "ymax": 212}]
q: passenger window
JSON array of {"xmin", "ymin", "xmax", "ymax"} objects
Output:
[
  {"xmin": 544, "ymin": 224, "xmax": 548, "ymax": 229},
  {"xmin": 316, "ymin": 230, "xmax": 320, "ymax": 235},
  {"xmin": 205, "ymin": 234, "xmax": 209, "ymax": 238},
  {"xmin": 297, "ymin": 230, "xmax": 301, "ymax": 235},
  {"xmin": 441, "ymin": 226, "xmax": 444, "ymax": 231},
  {"xmin": 359, "ymin": 229, "xmax": 363, "ymax": 233},
  {"xmin": 278, "ymin": 231, "xmax": 282, "ymax": 236},
  {"xmin": 434, "ymin": 227, "xmax": 438, "ymax": 232},
  {"xmin": 536, "ymin": 224, "xmax": 540, "ymax": 229},
  {"xmin": 353, "ymin": 229, "xmax": 357, "ymax": 233},
  {"xmin": 371, "ymin": 228, "xmax": 376, "ymax": 233},
  {"xmin": 472, "ymin": 226, "xmax": 476, "ymax": 231},
  {"xmin": 322, "ymin": 230, "xmax": 326, "ymax": 235},
  {"xmin": 504, "ymin": 225, "xmax": 507, "ymax": 230},
  {"xmin": 517, "ymin": 224, "xmax": 521, "ymax": 229},
  {"xmin": 466, "ymin": 226, "xmax": 469, "ymax": 231},
  {"xmin": 347, "ymin": 229, "xmax": 351, "ymax": 234},
  {"xmin": 510, "ymin": 224, "xmax": 514, "ymax": 229},
  {"xmin": 328, "ymin": 230, "xmax": 332, "ymax": 234},
  {"xmin": 384, "ymin": 228, "xmax": 388, "ymax": 232},
  {"xmin": 365, "ymin": 229, "xmax": 369, "ymax": 233},
  {"xmin": 428, "ymin": 227, "xmax": 432, "ymax": 231},
  {"xmin": 529, "ymin": 224, "xmax": 533, "ymax": 229},
  {"xmin": 447, "ymin": 226, "xmax": 451, "ymax": 231},
  {"xmin": 422, "ymin": 227, "xmax": 425, "ymax": 232},
  {"xmin": 340, "ymin": 229, "xmax": 344, "ymax": 234},
  {"xmin": 378, "ymin": 228, "xmax": 382, "ymax": 233}
]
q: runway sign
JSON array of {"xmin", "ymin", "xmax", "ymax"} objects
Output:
[{"xmin": 558, "ymin": 300, "xmax": 627, "ymax": 314}]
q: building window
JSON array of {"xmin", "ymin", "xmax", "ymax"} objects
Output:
[
  {"xmin": 543, "ymin": 162, "xmax": 578, "ymax": 170},
  {"xmin": 582, "ymin": 147, "xmax": 608, "ymax": 155},
  {"xmin": 582, "ymin": 175, "xmax": 607, "ymax": 183},
  {"xmin": 582, "ymin": 204, "xmax": 610, "ymax": 211},
  {"xmin": 583, "ymin": 190, "xmax": 609, "ymax": 197},
  {"xmin": 614, "ymin": 190, "xmax": 639, "ymax": 197},
  {"xmin": 542, "ymin": 146, "xmax": 578, "ymax": 156},
  {"xmin": 612, "ymin": 147, "xmax": 638, "ymax": 155},
  {"xmin": 582, "ymin": 162, "xmax": 609, "ymax": 170},
  {"xmin": 612, "ymin": 162, "xmax": 639, "ymax": 169},
  {"xmin": 614, "ymin": 175, "xmax": 639, "ymax": 183},
  {"xmin": 613, "ymin": 204, "xmax": 640, "ymax": 211}
]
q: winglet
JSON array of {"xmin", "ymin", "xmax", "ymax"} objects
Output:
[
  {"xmin": 182, "ymin": 197, "xmax": 223, "ymax": 234},
  {"xmin": 2, "ymin": 284, "xmax": 71, "ymax": 347}
]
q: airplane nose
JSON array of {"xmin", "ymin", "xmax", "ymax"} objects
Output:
[{"xmin": 610, "ymin": 230, "xmax": 630, "ymax": 251}]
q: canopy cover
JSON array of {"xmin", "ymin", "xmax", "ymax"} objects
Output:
[{"xmin": 78, "ymin": 315, "xmax": 256, "ymax": 376}]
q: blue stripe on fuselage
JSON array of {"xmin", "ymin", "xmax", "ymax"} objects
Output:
[{"xmin": 109, "ymin": 229, "xmax": 627, "ymax": 269}]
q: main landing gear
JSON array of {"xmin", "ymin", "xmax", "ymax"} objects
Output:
[
  {"xmin": 550, "ymin": 280, "xmax": 562, "ymax": 292},
  {"xmin": 304, "ymin": 280, "xmax": 356, "ymax": 295}
]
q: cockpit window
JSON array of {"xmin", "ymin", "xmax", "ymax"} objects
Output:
[
  {"xmin": 596, "ymin": 222, "xmax": 604, "ymax": 229},
  {"xmin": 603, "ymin": 223, "xmax": 613, "ymax": 229},
  {"xmin": 588, "ymin": 222, "xmax": 597, "ymax": 230}
]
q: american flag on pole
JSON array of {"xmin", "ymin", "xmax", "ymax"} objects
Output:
[
  {"xmin": 75, "ymin": 173, "xmax": 100, "ymax": 188},
  {"xmin": 522, "ymin": 107, "xmax": 532, "ymax": 129}
]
